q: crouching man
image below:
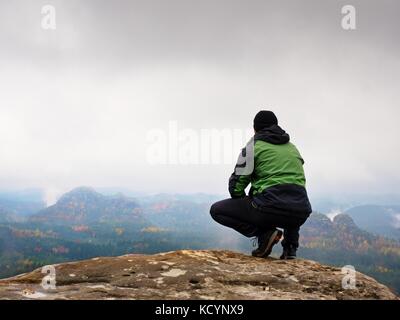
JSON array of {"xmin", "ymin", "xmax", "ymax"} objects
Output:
[{"xmin": 210, "ymin": 110, "xmax": 312, "ymax": 259}]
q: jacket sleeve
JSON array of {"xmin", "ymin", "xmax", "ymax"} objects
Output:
[
  {"xmin": 228, "ymin": 146, "xmax": 252, "ymax": 198},
  {"xmin": 292, "ymin": 144, "xmax": 305, "ymax": 165}
]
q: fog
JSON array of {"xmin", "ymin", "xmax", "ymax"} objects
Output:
[{"xmin": 0, "ymin": 0, "xmax": 399, "ymax": 203}]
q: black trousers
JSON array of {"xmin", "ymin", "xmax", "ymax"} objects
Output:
[{"xmin": 210, "ymin": 197, "xmax": 307, "ymax": 249}]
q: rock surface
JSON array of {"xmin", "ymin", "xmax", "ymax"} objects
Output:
[{"xmin": 0, "ymin": 250, "xmax": 397, "ymax": 300}]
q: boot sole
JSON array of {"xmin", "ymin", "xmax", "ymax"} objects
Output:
[
  {"xmin": 255, "ymin": 230, "xmax": 283, "ymax": 258},
  {"xmin": 280, "ymin": 255, "xmax": 296, "ymax": 260}
]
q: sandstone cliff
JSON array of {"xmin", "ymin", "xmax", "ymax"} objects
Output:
[{"xmin": 0, "ymin": 250, "xmax": 397, "ymax": 300}]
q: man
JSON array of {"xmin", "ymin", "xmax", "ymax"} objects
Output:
[{"xmin": 210, "ymin": 110, "xmax": 312, "ymax": 259}]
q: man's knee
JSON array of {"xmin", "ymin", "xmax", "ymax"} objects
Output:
[
  {"xmin": 210, "ymin": 202, "xmax": 220, "ymax": 220},
  {"xmin": 210, "ymin": 200, "xmax": 227, "ymax": 221}
]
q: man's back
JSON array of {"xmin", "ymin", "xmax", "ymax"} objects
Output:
[
  {"xmin": 252, "ymin": 139, "xmax": 306, "ymax": 195},
  {"xmin": 229, "ymin": 123, "xmax": 312, "ymax": 216}
]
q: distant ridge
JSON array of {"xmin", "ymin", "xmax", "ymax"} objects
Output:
[{"xmin": 30, "ymin": 187, "xmax": 145, "ymax": 225}]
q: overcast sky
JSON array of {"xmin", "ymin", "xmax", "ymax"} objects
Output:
[{"xmin": 0, "ymin": 0, "xmax": 399, "ymax": 204}]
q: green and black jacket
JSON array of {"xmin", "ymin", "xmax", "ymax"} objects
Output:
[{"xmin": 229, "ymin": 125, "xmax": 312, "ymax": 217}]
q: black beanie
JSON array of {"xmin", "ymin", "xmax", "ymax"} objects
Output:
[{"xmin": 253, "ymin": 110, "xmax": 278, "ymax": 132}]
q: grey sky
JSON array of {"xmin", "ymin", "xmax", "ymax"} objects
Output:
[{"xmin": 0, "ymin": 0, "xmax": 399, "ymax": 204}]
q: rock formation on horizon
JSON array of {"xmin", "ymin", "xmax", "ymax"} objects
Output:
[{"xmin": 0, "ymin": 250, "xmax": 397, "ymax": 300}]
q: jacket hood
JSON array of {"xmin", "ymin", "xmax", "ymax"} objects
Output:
[{"xmin": 254, "ymin": 124, "xmax": 290, "ymax": 145}]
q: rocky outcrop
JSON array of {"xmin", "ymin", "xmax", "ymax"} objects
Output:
[{"xmin": 0, "ymin": 250, "xmax": 397, "ymax": 300}]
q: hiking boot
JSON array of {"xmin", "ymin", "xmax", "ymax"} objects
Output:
[
  {"xmin": 280, "ymin": 245, "xmax": 297, "ymax": 260},
  {"xmin": 251, "ymin": 229, "xmax": 283, "ymax": 258}
]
